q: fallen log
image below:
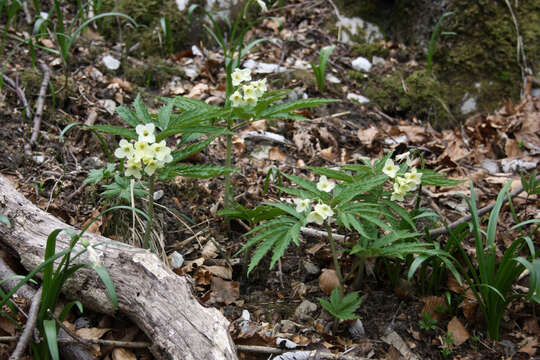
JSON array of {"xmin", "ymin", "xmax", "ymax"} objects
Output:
[{"xmin": 0, "ymin": 175, "xmax": 237, "ymax": 360}]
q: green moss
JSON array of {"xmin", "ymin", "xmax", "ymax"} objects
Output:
[
  {"xmin": 19, "ymin": 68, "xmax": 42, "ymax": 94},
  {"xmin": 100, "ymin": 0, "xmax": 203, "ymax": 58},
  {"xmin": 124, "ymin": 59, "xmax": 184, "ymax": 89},
  {"xmin": 351, "ymin": 42, "xmax": 389, "ymax": 59}
]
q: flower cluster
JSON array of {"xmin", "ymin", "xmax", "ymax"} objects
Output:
[
  {"xmin": 382, "ymin": 152, "xmax": 422, "ymax": 202},
  {"xmin": 229, "ymin": 68, "xmax": 267, "ymax": 107},
  {"xmin": 114, "ymin": 123, "xmax": 173, "ymax": 179},
  {"xmin": 293, "ymin": 176, "xmax": 336, "ymax": 225}
]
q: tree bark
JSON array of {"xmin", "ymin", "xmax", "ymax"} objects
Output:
[{"xmin": 0, "ymin": 175, "xmax": 237, "ymax": 360}]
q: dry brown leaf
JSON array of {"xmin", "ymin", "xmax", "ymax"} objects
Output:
[
  {"xmin": 76, "ymin": 327, "xmax": 111, "ymax": 339},
  {"xmin": 447, "ymin": 317, "xmax": 469, "ymax": 346},
  {"xmin": 232, "ymin": 135, "xmax": 245, "ymax": 155},
  {"xmin": 523, "ymin": 317, "xmax": 540, "ymax": 336},
  {"xmin": 209, "ymin": 277, "xmax": 239, "ymax": 305},
  {"xmin": 420, "ymin": 296, "xmax": 447, "ymax": 323},
  {"xmin": 269, "ymin": 146, "xmax": 287, "ymax": 162},
  {"xmin": 204, "ymin": 265, "xmax": 232, "ymax": 280},
  {"xmin": 201, "ymin": 241, "xmax": 218, "ymax": 259},
  {"xmin": 397, "ymin": 125, "xmax": 427, "ymax": 143},
  {"xmin": 193, "ymin": 267, "xmax": 212, "ymax": 285},
  {"xmin": 357, "ymin": 126, "xmax": 379, "ymax": 146},
  {"xmin": 40, "ymin": 39, "xmax": 55, "ymax": 48},
  {"xmin": 320, "ymin": 146, "xmax": 336, "ymax": 162},
  {"xmin": 112, "ymin": 348, "xmax": 137, "ymax": 360},
  {"xmin": 318, "ymin": 269, "xmax": 340, "ymax": 295},
  {"xmin": 518, "ymin": 336, "xmax": 538, "ymax": 356}
]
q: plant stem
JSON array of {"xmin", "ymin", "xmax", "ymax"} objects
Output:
[
  {"xmin": 224, "ymin": 130, "xmax": 233, "ymax": 210},
  {"xmin": 326, "ymin": 221, "xmax": 344, "ymax": 295},
  {"xmin": 143, "ymin": 175, "xmax": 155, "ymax": 249}
]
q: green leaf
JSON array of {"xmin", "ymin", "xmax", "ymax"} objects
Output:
[
  {"xmin": 274, "ymin": 186, "xmax": 316, "ymax": 200},
  {"xmin": 307, "ymin": 166, "xmax": 353, "ymax": 182},
  {"xmin": 84, "ymin": 168, "xmax": 106, "ymax": 184},
  {"xmin": 43, "ymin": 319, "xmax": 60, "ymax": 360},
  {"xmin": 160, "ymin": 164, "xmax": 234, "ymax": 179},
  {"xmin": 333, "ymin": 175, "xmax": 387, "ymax": 205},
  {"xmin": 101, "ymin": 175, "xmax": 147, "ymax": 202},
  {"xmin": 281, "ymin": 173, "xmax": 328, "ymax": 201},
  {"xmin": 260, "ymin": 98, "xmax": 337, "ymax": 118},
  {"xmin": 157, "ymin": 101, "xmax": 173, "ymax": 130},
  {"xmin": 263, "ymin": 202, "xmax": 301, "ymax": 219},
  {"xmin": 133, "ymin": 93, "xmax": 152, "ymax": 123},
  {"xmin": 420, "ymin": 169, "xmax": 465, "ymax": 187},
  {"xmin": 318, "ymin": 288, "xmax": 363, "ymax": 320},
  {"xmin": 171, "ymin": 137, "xmax": 217, "ymax": 162},
  {"xmin": 269, "ymin": 222, "xmax": 301, "ymax": 269},
  {"xmin": 90, "ymin": 264, "xmax": 118, "ymax": 309},
  {"xmin": 116, "ymin": 106, "xmax": 139, "ymax": 127},
  {"xmin": 0, "ymin": 213, "xmax": 10, "ymax": 226},
  {"xmin": 88, "ymin": 125, "xmax": 137, "ymax": 140}
]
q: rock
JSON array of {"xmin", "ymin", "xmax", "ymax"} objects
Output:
[
  {"xmin": 153, "ymin": 190, "xmax": 164, "ymax": 201},
  {"xmin": 102, "ymin": 55, "xmax": 120, "ymax": 70},
  {"xmin": 501, "ymin": 158, "xmax": 538, "ymax": 173},
  {"xmin": 276, "ymin": 337, "xmax": 297, "ymax": 349},
  {"xmin": 351, "ymin": 57, "xmax": 372, "ymax": 72},
  {"xmin": 294, "ymin": 300, "xmax": 317, "ymax": 321},
  {"xmin": 460, "ymin": 95, "xmax": 477, "ymax": 114},
  {"xmin": 169, "ymin": 251, "xmax": 184, "ymax": 269},
  {"xmin": 243, "ymin": 59, "xmax": 287, "ymax": 74},
  {"xmin": 372, "ymin": 56, "xmax": 386, "ymax": 66},
  {"xmin": 336, "ymin": 16, "xmax": 383, "ymax": 44},
  {"xmin": 241, "ymin": 309, "xmax": 250, "ymax": 321},
  {"xmin": 99, "ymin": 99, "xmax": 116, "ymax": 115},
  {"xmin": 531, "ymin": 88, "xmax": 540, "ymax": 97},
  {"xmin": 349, "ymin": 319, "xmax": 366, "ymax": 339},
  {"xmin": 326, "ymin": 74, "xmax": 341, "ymax": 84},
  {"xmin": 347, "ymin": 93, "xmax": 370, "ymax": 104},
  {"xmin": 302, "ymin": 261, "xmax": 320, "ymax": 276},
  {"xmin": 481, "ymin": 160, "xmax": 500, "ymax": 175}
]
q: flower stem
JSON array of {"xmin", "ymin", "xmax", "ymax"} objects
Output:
[
  {"xmin": 143, "ymin": 175, "xmax": 155, "ymax": 249},
  {"xmin": 224, "ymin": 131, "xmax": 233, "ymax": 210},
  {"xmin": 325, "ymin": 220, "xmax": 344, "ymax": 295}
]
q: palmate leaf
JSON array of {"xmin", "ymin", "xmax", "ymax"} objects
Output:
[
  {"xmin": 281, "ymin": 173, "xmax": 329, "ymax": 202},
  {"xmin": 307, "ymin": 166, "xmax": 354, "ymax": 182},
  {"xmin": 116, "ymin": 106, "xmax": 140, "ymax": 127},
  {"xmin": 332, "ymin": 175, "xmax": 387, "ymax": 206},
  {"xmin": 157, "ymin": 101, "xmax": 173, "ymax": 130},
  {"xmin": 274, "ymin": 186, "xmax": 316, "ymax": 200},
  {"xmin": 87, "ymin": 125, "xmax": 138, "ymax": 140},
  {"xmin": 171, "ymin": 136, "xmax": 217, "ymax": 162},
  {"xmin": 218, "ymin": 204, "xmax": 285, "ymax": 225},
  {"xmin": 263, "ymin": 112, "xmax": 311, "ymax": 121},
  {"xmin": 170, "ymin": 96, "xmax": 220, "ymax": 111},
  {"xmin": 260, "ymin": 98, "xmax": 337, "ymax": 118},
  {"xmin": 318, "ymin": 288, "xmax": 363, "ymax": 320},
  {"xmin": 133, "ymin": 93, "xmax": 152, "ymax": 124},
  {"xmin": 263, "ymin": 202, "xmax": 301, "ymax": 219}
]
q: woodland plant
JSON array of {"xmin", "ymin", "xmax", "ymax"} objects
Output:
[{"xmin": 236, "ymin": 152, "xmax": 461, "ymax": 320}]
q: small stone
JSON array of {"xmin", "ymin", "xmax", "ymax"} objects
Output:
[
  {"xmin": 170, "ymin": 251, "xmax": 184, "ymax": 269},
  {"xmin": 347, "ymin": 93, "xmax": 370, "ymax": 104},
  {"xmin": 349, "ymin": 319, "xmax": 366, "ymax": 339},
  {"xmin": 241, "ymin": 309, "xmax": 250, "ymax": 321},
  {"xmin": 531, "ymin": 88, "xmax": 540, "ymax": 97},
  {"xmin": 102, "ymin": 55, "xmax": 120, "ymax": 70},
  {"xmin": 302, "ymin": 261, "xmax": 320, "ymax": 276},
  {"xmin": 460, "ymin": 95, "xmax": 477, "ymax": 114},
  {"xmin": 99, "ymin": 99, "xmax": 116, "ymax": 115},
  {"xmin": 501, "ymin": 158, "xmax": 538, "ymax": 173},
  {"xmin": 33, "ymin": 155, "xmax": 45, "ymax": 164},
  {"xmin": 372, "ymin": 56, "xmax": 386, "ymax": 66},
  {"xmin": 279, "ymin": 319, "xmax": 297, "ymax": 332},
  {"xmin": 153, "ymin": 190, "xmax": 164, "ymax": 201},
  {"xmin": 276, "ymin": 337, "xmax": 297, "ymax": 349},
  {"xmin": 295, "ymin": 300, "xmax": 317, "ymax": 321},
  {"xmin": 481, "ymin": 160, "xmax": 500, "ymax": 175},
  {"xmin": 351, "ymin": 57, "xmax": 372, "ymax": 72},
  {"xmin": 326, "ymin": 73, "xmax": 341, "ymax": 84}
]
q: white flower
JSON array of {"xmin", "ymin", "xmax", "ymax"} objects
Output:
[
  {"xmin": 152, "ymin": 140, "xmax": 172, "ymax": 162},
  {"xmin": 242, "ymin": 84, "xmax": 257, "ymax": 98},
  {"xmin": 316, "ymin": 175, "xmax": 335, "ymax": 192},
  {"xmin": 230, "ymin": 90, "xmax": 244, "ymax": 107},
  {"xmin": 114, "ymin": 139, "xmax": 134, "ymax": 159},
  {"xmin": 314, "ymin": 203, "xmax": 334, "ymax": 218},
  {"xmin": 136, "ymin": 123, "xmax": 156, "ymax": 143},
  {"xmin": 404, "ymin": 167, "xmax": 422, "ymax": 186},
  {"xmin": 231, "ymin": 68, "xmax": 251, "ymax": 86},
  {"xmin": 306, "ymin": 210, "xmax": 325, "ymax": 225},
  {"xmin": 243, "ymin": 94, "xmax": 258, "ymax": 106},
  {"xmin": 144, "ymin": 158, "xmax": 161, "ymax": 176},
  {"xmin": 382, "ymin": 158, "xmax": 399, "ymax": 178},
  {"xmin": 125, "ymin": 157, "xmax": 142, "ymax": 179},
  {"xmin": 390, "ymin": 182, "xmax": 407, "ymax": 202},
  {"xmin": 396, "ymin": 152, "xmax": 410, "ymax": 163},
  {"xmin": 256, "ymin": 0, "xmax": 268, "ymax": 12},
  {"xmin": 87, "ymin": 245, "xmax": 101, "ymax": 267},
  {"xmin": 252, "ymin": 78, "xmax": 267, "ymax": 97},
  {"xmin": 391, "ymin": 190, "xmax": 406, "ymax": 202},
  {"xmin": 293, "ymin": 198, "xmax": 311, "ymax": 212}
]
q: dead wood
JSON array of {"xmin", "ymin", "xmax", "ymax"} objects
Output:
[{"xmin": 0, "ymin": 175, "xmax": 237, "ymax": 360}]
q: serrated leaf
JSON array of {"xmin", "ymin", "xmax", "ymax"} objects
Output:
[
  {"xmin": 116, "ymin": 106, "xmax": 140, "ymax": 127},
  {"xmin": 318, "ymin": 288, "xmax": 362, "ymax": 320},
  {"xmin": 171, "ymin": 136, "xmax": 216, "ymax": 162},
  {"xmin": 157, "ymin": 101, "xmax": 173, "ymax": 130},
  {"xmin": 88, "ymin": 125, "xmax": 138, "ymax": 140},
  {"xmin": 133, "ymin": 93, "xmax": 152, "ymax": 123},
  {"xmin": 161, "ymin": 164, "xmax": 234, "ymax": 179},
  {"xmin": 170, "ymin": 96, "xmax": 219, "ymax": 111},
  {"xmin": 263, "ymin": 202, "xmax": 301, "ymax": 219},
  {"xmin": 269, "ymin": 222, "xmax": 301, "ymax": 269},
  {"xmin": 333, "ymin": 175, "xmax": 387, "ymax": 205},
  {"xmin": 248, "ymin": 225, "xmax": 290, "ymax": 275},
  {"xmin": 274, "ymin": 186, "xmax": 316, "ymax": 200},
  {"xmin": 307, "ymin": 166, "xmax": 353, "ymax": 182},
  {"xmin": 84, "ymin": 168, "xmax": 106, "ymax": 184},
  {"xmin": 281, "ymin": 173, "xmax": 328, "ymax": 201}
]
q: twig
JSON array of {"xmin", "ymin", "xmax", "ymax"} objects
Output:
[
  {"xmin": 236, "ymin": 344, "xmax": 366, "ymax": 359},
  {"xmin": 301, "ymin": 226, "xmax": 345, "ymax": 241},
  {"xmin": 0, "ymin": 336, "xmax": 150, "ymax": 349},
  {"xmin": 9, "ymin": 287, "xmax": 42, "ymax": 360},
  {"xmin": 46, "ymin": 309, "xmax": 149, "ymax": 349},
  {"xmin": 65, "ymin": 183, "xmax": 88, "ymax": 202},
  {"xmin": 27, "ymin": 64, "xmax": 51, "ymax": 150},
  {"xmin": 428, "ymin": 185, "xmax": 525, "ymax": 237},
  {"xmin": 2, "ymin": 74, "xmax": 32, "ymax": 119}
]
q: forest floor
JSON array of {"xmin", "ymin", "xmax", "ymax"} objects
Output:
[{"xmin": 0, "ymin": 0, "xmax": 539, "ymax": 359}]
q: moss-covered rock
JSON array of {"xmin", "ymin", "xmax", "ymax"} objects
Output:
[{"xmin": 124, "ymin": 59, "xmax": 185, "ymax": 89}]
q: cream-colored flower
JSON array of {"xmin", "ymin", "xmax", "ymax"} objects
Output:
[
  {"xmin": 391, "ymin": 189, "xmax": 406, "ymax": 202},
  {"xmin": 144, "ymin": 158, "xmax": 161, "ymax": 176},
  {"xmin": 242, "ymin": 84, "xmax": 257, "ymax": 98},
  {"xmin": 239, "ymin": 68, "xmax": 251, "ymax": 82},
  {"xmin": 125, "ymin": 157, "xmax": 142, "ymax": 179},
  {"xmin": 293, "ymin": 198, "xmax": 311, "ymax": 212},
  {"xmin": 230, "ymin": 90, "xmax": 244, "ymax": 107},
  {"xmin": 316, "ymin": 175, "xmax": 335, "ymax": 192},
  {"xmin": 152, "ymin": 140, "xmax": 172, "ymax": 162},
  {"xmin": 243, "ymin": 94, "xmax": 258, "ymax": 106},
  {"xmin": 232, "ymin": 68, "xmax": 251, "ymax": 86},
  {"xmin": 382, "ymin": 159, "xmax": 399, "ymax": 178},
  {"xmin": 136, "ymin": 123, "xmax": 156, "ymax": 143},
  {"xmin": 256, "ymin": 0, "xmax": 268, "ymax": 12},
  {"xmin": 314, "ymin": 203, "xmax": 334, "ymax": 218},
  {"xmin": 114, "ymin": 139, "xmax": 134, "ymax": 159},
  {"xmin": 252, "ymin": 78, "xmax": 267, "ymax": 97},
  {"xmin": 395, "ymin": 152, "xmax": 410, "ymax": 163},
  {"xmin": 404, "ymin": 167, "xmax": 422, "ymax": 186},
  {"xmin": 134, "ymin": 141, "xmax": 153, "ymax": 163},
  {"xmin": 306, "ymin": 210, "xmax": 325, "ymax": 225}
]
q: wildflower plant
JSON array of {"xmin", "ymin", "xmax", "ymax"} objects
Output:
[{"xmin": 236, "ymin": 152, "xmax": 460, "ymax": 320}]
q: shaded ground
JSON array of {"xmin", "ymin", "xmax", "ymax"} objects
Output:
[{"xmin": 0, "ymin": 0, "xmax": 539, "ymax": 359}]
